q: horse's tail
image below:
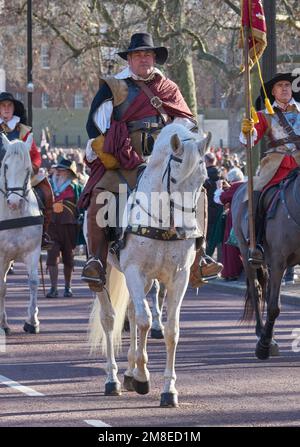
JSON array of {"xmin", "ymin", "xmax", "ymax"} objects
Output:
[
  {"xmin": 88, "ymin": 265, "xmax": 130, "ymax": 355},
  {"xmin": 242, "ymin": 265, "xmax": 268, "ymax": 322}
]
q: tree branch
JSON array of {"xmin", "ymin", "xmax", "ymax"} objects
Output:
[{"xmin": 223, "ymin": 0, "xmax": 240, "ymax": 16}]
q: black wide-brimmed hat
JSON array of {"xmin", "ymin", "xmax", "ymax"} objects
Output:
[
  {"xmin": 117, "ymin": 33, "xmax": 168, "ymax": 65},
  {"xmin": 52, "ymin": 157, "xmax": 77, "ymax": 178},
  {"xmin": 255, "ymin": 72, "xmax": 300, "ymax": 110},
  {"xmin": 0, "ymin": 91, "xmax": 27, "ymax": 124}
]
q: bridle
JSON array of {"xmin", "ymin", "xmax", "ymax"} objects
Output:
[
  {"xmin": 0, "ymin": 163, "xmax": 31, "ymax": 202},
  {"xmin": 135, "ymin": 137, "xmax": 202, "ymax": 227}
]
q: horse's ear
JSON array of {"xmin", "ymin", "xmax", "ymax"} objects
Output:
[
  {"xmin": 170, "ymin": 133, "xmax": 184, "ymax": 156},
  {"xmin": 198, "ymin": 131, "xmax": 212, "ymax": 156},
  {"xmin": 25, "ymin": 133, "xmax": 33, "ymax": 152},
  {"xmin": 1, "ymin": 133, "xmax": 11, "ymax": 149}
]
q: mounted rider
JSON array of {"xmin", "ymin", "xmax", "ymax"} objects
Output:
[
  {"xmin": 0, "ymin": 92, "xmax": 54, "ymax": 249},
  {"xmin": 78, "ymin": 32, "xmax": 223, "ymax": 291},
  {"xmin": 241, "ymin": 72, "xmax": 300, "ymax": 259}
]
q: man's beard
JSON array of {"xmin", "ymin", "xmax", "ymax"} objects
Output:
[{"xmin": 53, "ymin": 173, "xmax": 69, "ymax": 187}]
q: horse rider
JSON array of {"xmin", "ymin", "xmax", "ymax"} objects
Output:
[
  {"xmin": 46, "ymin": 158, "xmax": 83, "ymax": 298},
  {"xmin": 78, "ymin": 32, "xmax": 223, "ymax": 291},
  {"xmin": 0, "ymin": 91, "xmax": 54, "ymax": 249},
  {"xmin": 241, "ymin": 72, "xmax": 300, "ymax": 261}
]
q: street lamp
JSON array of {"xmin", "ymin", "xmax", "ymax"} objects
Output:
[{"xmin": 27, "ymin": 0, "xmax": 33, "ymax": 127}]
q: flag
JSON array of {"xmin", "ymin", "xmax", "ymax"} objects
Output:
[{"xmin": 239, "ymin": 0, "xmax": 267, "ymax": 68}]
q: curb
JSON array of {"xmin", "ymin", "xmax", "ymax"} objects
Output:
[
  {"xmin": 208, "ymin": 278, "xmax": 300, "ymax": 307},
  {"xmin": 41, "ymin": 253, "xmax": 300, "ymax": 306}
]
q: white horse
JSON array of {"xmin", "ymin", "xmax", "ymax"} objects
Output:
[
  {"xmin": 0, "ymin": 134, "xmax": 43, "ymax": 335},
  {"xmin": 88, "ymin": 123, "xmax": 209, "ymax": 407}
]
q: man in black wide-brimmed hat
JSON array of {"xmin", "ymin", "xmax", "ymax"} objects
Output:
[
  {"xmin": 79, "ymin": 32, "xmax": 223, "ymax": 291},
  {"xmin": 240, "ymin": 71, "xmax": 300, "ymax": 260},
  {"xmin": 0, "ymin": 91, "xmax": 54, "ymax": 249}
]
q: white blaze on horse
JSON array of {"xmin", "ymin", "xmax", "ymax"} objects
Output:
[
  {"xmin": 0, "ymin": 134, "xmax": 43, "ymax": 335},
  {"xmin": 88, "ymin": 123, "xmax": 209, "ymax": 407}
]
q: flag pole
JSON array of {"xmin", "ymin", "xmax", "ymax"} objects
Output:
[{"xmin": 243, "ymin": 25, "xmax": 257, "ymax": 258}]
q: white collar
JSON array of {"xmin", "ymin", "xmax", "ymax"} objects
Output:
[
  {"xmin": 0, "ymin": 115, "xmax": 20, "ymax": 130},
  {"xmin": 265, "ymin": 98, "xmax": 300, "ymax": 114},
  {"xmin": 114, "ymin": 66, "xmax": 164, "ymax": 81}
]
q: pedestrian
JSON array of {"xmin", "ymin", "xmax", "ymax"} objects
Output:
[
  {"xmin": 78, "ymin": 32, "xmax": 222, "ymax": 291},
  {"xmin": 203, "ymin": 152, "xmax": 224, "ymax": 256},
  {"xmin": 214, "ymin": 167, "xmax": 244, "ymax": 280},
  {"xmin": 46, "ymin": 158, "xmax": 83, "ymax": 298}
]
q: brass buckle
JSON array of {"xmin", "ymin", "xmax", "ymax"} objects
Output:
[{"xmin": 150, "ymin": 96, "xmax": 163, "ymax": 109}]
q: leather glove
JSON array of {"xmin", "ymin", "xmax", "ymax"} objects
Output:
[{"xmin": 241, "ymin": 118, "xmax": 255, "ymax": 135}]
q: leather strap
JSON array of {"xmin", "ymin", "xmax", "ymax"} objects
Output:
[
  {"xmin": 271, "ymin": 107, "xmax": 300, "ymax": 151},
  {"xmin": 132, "ymin": 80, "xmax": 170, "ymax": 125},
  {"xmin": 0, "ymin": 215, "xmax": 44, "ymax": 231}
]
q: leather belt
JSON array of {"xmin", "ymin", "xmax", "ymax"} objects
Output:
[{"xmin": 127, "ymin": 118, "xmax": 165, "ymax": 133}]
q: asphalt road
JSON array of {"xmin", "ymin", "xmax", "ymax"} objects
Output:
[{"xmin": 0, "ymin": 263, "xmax": 300, "ymax": 427}]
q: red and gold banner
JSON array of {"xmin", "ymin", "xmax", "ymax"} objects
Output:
[{"xmin": 239, "ymin": 0, "xmax": 267, "ymax": 68}]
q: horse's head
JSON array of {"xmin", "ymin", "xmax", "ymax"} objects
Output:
[
  {"xmin": 167, "ymin": 128, "xmax": 209, "ymax": 191},
  {"xmin": 0, "ymin": 133, "xmax": 33, "ymax": 210}
]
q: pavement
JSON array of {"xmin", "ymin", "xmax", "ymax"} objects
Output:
[{"xmin": 42, "ymin": 249, "xmax": 300, "ymax": 307}]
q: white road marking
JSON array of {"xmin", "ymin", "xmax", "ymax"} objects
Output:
[
  {"xmin": 0, "ymin": 375, "xmax": 44, "ymax": 397},
  {"xmin": 85, "ymin": 419, "xmax": 111, "ymax": 427}
]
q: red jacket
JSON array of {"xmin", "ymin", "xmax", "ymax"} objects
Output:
[{"xmin": 22, "ymin": 130, "xmax": 41, "ymax": 173}]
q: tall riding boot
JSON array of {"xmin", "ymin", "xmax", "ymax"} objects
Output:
[
  {"xmin": 34, "ymin": 178, "xmax": 55, "ymax": 250},
  {"xmin": 189, "ymin": 239, "xmax": 223, "ymax": 288},
  {"xmin": 248, "ymin": 191, "xmax": 264, "ymax": 265},
  {"xmin": 63, "ymin": 265, "xmax": 73, "ymax": 297},
  {"xmin": 46, "ymin": 265, "xmax": 58, "ymax": 298},
  {"xmin": 81, "ymin": 189, "xmax": 108, "ymax": 290}
]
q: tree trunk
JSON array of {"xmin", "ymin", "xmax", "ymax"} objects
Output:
[{"xmin": 165, "ymin": 0, "xmax": 198, "ymax": 117}]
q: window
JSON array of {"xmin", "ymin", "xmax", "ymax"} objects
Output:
[
  {"xmin": 15, "ymin": 92, "xmax": 25, "ymax": 103},
  {"xmin": 74, "ymin": 91, "xmax": 84, "ymax": 109},
  {"xmin": 41, "ymin": 92, "xmax": 50, "ymax": 109},
  {"xmin": 16, "ymin": 47, "xmax": 25, "ymax": 69},
  {"xmin": 41, "ymin": 44, "xmax": 50, "ymax": 69}
]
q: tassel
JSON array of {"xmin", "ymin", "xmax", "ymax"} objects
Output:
[
  {"xmin": 251, "ymin": 106, "xmax": 259, "ymax": 124},
  {"xmin": 265, "ymin": 98, "xmax": 275, "ymax": 115}
]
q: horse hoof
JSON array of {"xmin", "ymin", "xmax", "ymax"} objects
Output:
[
  {"xmin": 255, "ymin": 340, "xmax": 270, "ymax": 360},
  {"xmin": 151, "ymin": 328, "xmax": 164, "ymax": 339},
  {"xmin": 105, "ymin": 382, "xmax": 121, "ymax": 396},
  {"xmin": 3, "ymin": 327, "xmax": 11, "ymax": 336},
  {"xmin": 132, "ymin": 378, "xmax": 150, "ymax": 395},
  {"xmin": 270, "ymin": 340, "xmax": 280, "ymax": 357},
  {"xmin": 23, "ymin": 322, "xmax": 40, "ymax": 334},
  {"xmin": 160, "ymin": 392, "xmax": 179, "ymax": 408},
  {"xmin": 123, "ymin": 375, "xmax": 135, "ymax": 391}
]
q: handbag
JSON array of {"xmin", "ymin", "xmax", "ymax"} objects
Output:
[
  {"xmin": 91, "ymin": 134, "xmax": 120, "ymax": 170},
  {"xmin": 226, "ymin": 227, "xmax": 239, "ymax": 247}
]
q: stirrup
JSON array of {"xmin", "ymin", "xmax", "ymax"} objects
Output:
[{"xmin": 248, "ymin": 246, "xmax": 264, "ymax": 266}]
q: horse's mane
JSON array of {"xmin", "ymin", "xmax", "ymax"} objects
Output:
[{"xmin": 1, "ymin": 139, "xmax": 32, "ymax": 175}]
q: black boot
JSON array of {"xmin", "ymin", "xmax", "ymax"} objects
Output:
[
  {"xmin": 46, "ymin": 287, "xmax": 58, "ymax": 298},
  {"xmin": 248, "ymin": 191, "xmax": 264, "ymax": 265}
]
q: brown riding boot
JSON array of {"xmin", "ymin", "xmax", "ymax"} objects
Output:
[
  {"xmin": 189, "ymin": 249, "xmax": 223, "ymax": 288},
  {"xmin": 81, "ymin": 189, "xmax": 108, "ymax": 292},
  {"xmin": 35, "ymin": 178, "xmax": 55, "ymax": 250}
]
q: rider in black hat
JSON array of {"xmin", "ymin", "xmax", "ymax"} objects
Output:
[
  {"xmin": 0, "ymin": 91, "xmax": 54, "ymax": 249},
  {"xmin": 79, "ymin": 32, "xmax": 223, "ymax": 291},
  {"xmin": 240, "ymin": 72, "xmax": 300, "ymax": 261}
]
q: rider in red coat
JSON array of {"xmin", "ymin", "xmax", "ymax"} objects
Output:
[{"xmin": 0, "ymin": 92, "xmax": 54, "ymax": 249}]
